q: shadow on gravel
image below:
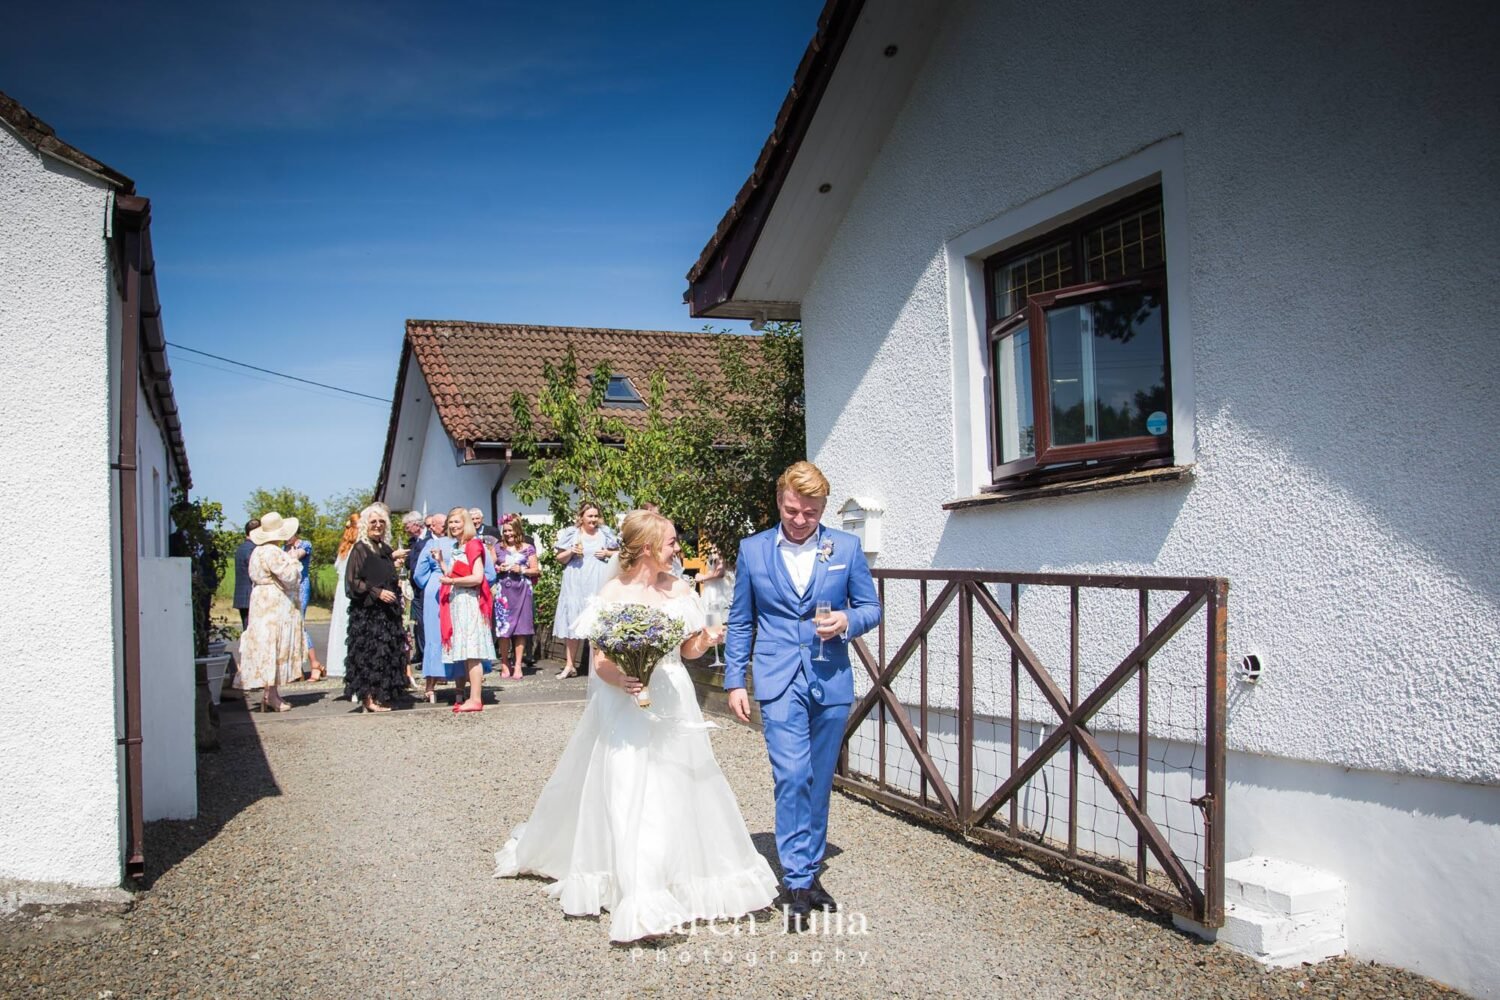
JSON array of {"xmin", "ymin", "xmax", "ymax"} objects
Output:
[
  {"xmin": 138, "ymin": 695, "xmax": 280, "ymax": 890},
  {"xmin": 836, "ymin": 790, "xmax": 1184, "ymax": 931},
  {"xmin": 749, "ymin": 832, "xmax": 844, "ymax": 886}
]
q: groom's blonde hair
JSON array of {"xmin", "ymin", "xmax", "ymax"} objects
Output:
[
  {"xmin": 618, "ymin": 510, "xmax": 673, "ymax": 573},
  {"xmin": 777, "ymin": 461, "xmax": 830, "ymax": 499}
]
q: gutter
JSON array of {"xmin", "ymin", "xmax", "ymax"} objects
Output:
[
  {"xmin": 489, "ymin": 447, "xmax": 513, "ymax": 525},
  {"xmin": 112, "ymin": 194, "xmax": 149, "ymax": 881}
]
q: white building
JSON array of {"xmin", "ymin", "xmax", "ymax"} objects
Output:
[
  {"xmin": 1, "ymin": 91, "xmax": 196, "ymax": 894},
  {"xmin": 375, "ymin": 319, "xmax": 751, "ymax": 524},
  {"xmin": 684, "ymin": 2, "xmax": 1500, "ymax": 995}
]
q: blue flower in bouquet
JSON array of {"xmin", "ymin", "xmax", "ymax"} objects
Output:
[{"xmin": 589, "ymin": 602, "xmax": 689, "ymax": 708}]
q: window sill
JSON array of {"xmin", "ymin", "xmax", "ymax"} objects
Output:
[{"xmin": 944, "ymin": 464, "xmax": 1194, "ymax": 510}]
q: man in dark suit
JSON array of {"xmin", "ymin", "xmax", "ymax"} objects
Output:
[
  {"xmin": 403, "ymin": 511, "xmax": 434, "ymax": 665},
  {"xmin": 469, "ymin": 507, "xmax": 502, "ymax": 542},
  {"xmin": 231, "ymin": 519, "xmax": 259, "ymax": 629}
]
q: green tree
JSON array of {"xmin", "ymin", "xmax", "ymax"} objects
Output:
[
  {"xmin": 508, "ymin": 323, "xmax": 805, "ymax": 566},
  {"xmin": 315, "ymin": 487, "xmax": 374, "ymax": 564},
  {"xmin": 510, "ymin": 346, "xmax": 629, "ymax": 530},
  {"xmin": 676, "ymin": 321, "xmax": 806, "ymax": 554},
  {"xmin": 244, "ymin": 487, "xmax": 319, "ymax": 538}
]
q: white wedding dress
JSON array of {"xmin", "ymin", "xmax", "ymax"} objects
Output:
[{"xmin": 494, "ymin": 591, "xmax": 778, "ymax": 941}]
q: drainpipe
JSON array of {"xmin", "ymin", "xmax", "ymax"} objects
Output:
[
  {"xmin": 113, "ymin": 194, "xmax": 149, "ymax": 881},
  {"xmin": 489, "ymin": 447, "xmax": 512, "ymax": 524}
]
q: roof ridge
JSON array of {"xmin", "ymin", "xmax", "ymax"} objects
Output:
[{"xmin": 405, "ymin": 319, "xmax": 756, "ymax": 341}]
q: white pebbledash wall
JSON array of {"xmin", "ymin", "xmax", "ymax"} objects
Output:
[
  {"xmin": 407, "ymin": 398, "xmax": 550, "ymax": 524},
  {"xmin": 0, "ymin": 122, "xmax": 123, "ymax": 887},
  {"xmin": 799, "ymin": 1, "xmax": 1500, "ymax": 995}
]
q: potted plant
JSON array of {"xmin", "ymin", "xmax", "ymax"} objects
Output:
[
  {"xmin": 531, "ymin": 560, "xmax": 563, "ymax": 661},
  {"xmin": 170, "ymin": 491, "xmax": 235, "ymax": 748},
  {"xmin": 202, "ymin": 621, "xmax": 239, "ymax": 706}
]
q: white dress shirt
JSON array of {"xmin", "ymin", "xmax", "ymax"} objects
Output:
[{"xmin": 775, "ymin": 527, "xmax": 819, "ymax": 595}]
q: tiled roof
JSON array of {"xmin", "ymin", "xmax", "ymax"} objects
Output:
[{"xmin": 404, "ymin": 319, "xmax": 755, "ymax": 445}]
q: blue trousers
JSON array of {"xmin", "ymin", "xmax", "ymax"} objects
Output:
[
  {"xmin": 300, "ymin": 577, "xmax": 313, "ymax": 652},
  {"xmin": 760, "ymin": 665, "xmax": 850, "ymax": 889}
]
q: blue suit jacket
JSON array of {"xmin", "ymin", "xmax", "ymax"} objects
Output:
[{"xmin": 724, "ymin": 525, "xmax": 880, "ymax": 704}]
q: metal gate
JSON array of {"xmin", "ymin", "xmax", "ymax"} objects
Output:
[{"xmin": 836, "ymin": 569, "xmax": 1228, "ymax": 925}]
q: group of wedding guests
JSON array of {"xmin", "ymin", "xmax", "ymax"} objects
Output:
[
  {"xmin": 332, "ymin": 502, "xmax": 547, "ymax": 714},
  {"xmin": 232, "ymin": 496, "xmax": 729, "ymax": 715}
]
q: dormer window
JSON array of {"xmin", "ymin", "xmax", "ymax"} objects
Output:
[{"xmin": 602, "ymin": 374, "xmax": 645, "ymax": 408}]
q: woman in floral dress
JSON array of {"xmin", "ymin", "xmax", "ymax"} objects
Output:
[
  {"xmin": 235, "ymin": 511, "xmax": 306, "ymax": 712},
  {"xmin": 438, "ymin": 506, "xmax": 496, "ymax": 713}
]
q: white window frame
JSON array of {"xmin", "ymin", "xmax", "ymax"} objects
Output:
[{"xmin": 945, "ymin": 136, "xmax": 1195, "ymax": 498}]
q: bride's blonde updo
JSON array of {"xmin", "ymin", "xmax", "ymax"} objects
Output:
[{"xmin": 617, "ymin": 509, "xmax": 673, "ymax": 573}]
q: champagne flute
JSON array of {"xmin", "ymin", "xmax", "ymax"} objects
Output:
[
  {"xmin": 704, "ymin": 606, "xmax": 725, "ymax": 667},
  {"xmin": 813, "ymin": 601, "xmax": 832, "ymax": 662}
]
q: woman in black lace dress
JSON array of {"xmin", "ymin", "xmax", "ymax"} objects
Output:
[{"xmin": 343, "ymin": 503, "xmax": 410, "ymax": 712}]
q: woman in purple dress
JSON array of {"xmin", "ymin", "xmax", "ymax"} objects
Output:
[{"xmin": 493, "ymin": 516, "xmax": 539, "ymax": 679}]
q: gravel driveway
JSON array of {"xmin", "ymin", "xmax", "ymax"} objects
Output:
[{"xmin": 0, "ymin": 675, "xmax": 1464, "ymax": 999}]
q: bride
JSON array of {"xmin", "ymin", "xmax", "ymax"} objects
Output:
[{"xmin": 494, "ymin": 509, "xmax": 778, "ymax": 941}]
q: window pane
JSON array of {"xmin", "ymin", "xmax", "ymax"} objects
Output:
[
  {"xmin": 604, "ymin": 375, "xmax": 642, "ymax": 404},
  {"xmin": 1085, "ymin": 203, "xmax": 1164, "ymax": 281},
  {"xmin": 994, "ymin": 242, "xmax": 1074, "ymax": 317},
  {"xmin": 1045, "ymin": 290, "xmax": 1168, "ymax": 446},
  {"xmin": 992, "ymin": 327, "xmax": 1035, "ymax": 463}
]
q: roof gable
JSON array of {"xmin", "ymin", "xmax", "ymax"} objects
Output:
[
  {"xmin": 684, "ymin": 0, "xmax": 949, "ymax": 320},
  {"xmin": 0, "ymin": 90, "xmax": 134, "ymax": 191}
]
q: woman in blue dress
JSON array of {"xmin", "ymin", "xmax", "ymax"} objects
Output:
[
  {"xmin": 550, "ymin": 502, "xmax": 618, "ymax": 678},
  {"xmin": 413, "ymin": 512, "xmax": 498, "ymax": 704},
  {"xmin": 287, "ymin": 529, "xmax": 325, "ymax": 680}
]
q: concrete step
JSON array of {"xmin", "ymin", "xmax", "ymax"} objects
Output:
[{"xmin": 1175, "ymin": 856, "xmax": 1346, "ymax": 968}]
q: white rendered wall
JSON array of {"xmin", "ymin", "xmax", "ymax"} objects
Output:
[
  {"xmin": 0, "ymin": 122, "xmax": 123, "ymax": 887},
  {"xmin": 406, "ymin": 410, "xmax": 549, "ymax": 522},
  {"xmin": 136, "ymin": 380, "xmax": 173, "ymax": 558},
  {"xmin": 138, "ymin": 557, "xmax": 196, "ymax": 821},
  {"xmin": 796, "ymin": 1, "xmax": 1500, "ymax": 993}
]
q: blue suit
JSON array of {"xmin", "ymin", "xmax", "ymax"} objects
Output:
[{"xmin": 725, "ymin": 525, "xmax": 880, "ymax": 889}]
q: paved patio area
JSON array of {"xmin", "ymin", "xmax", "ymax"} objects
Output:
[{"xmin": 0, "ymin": 672, "xmax": 1463, "ymax": 999}]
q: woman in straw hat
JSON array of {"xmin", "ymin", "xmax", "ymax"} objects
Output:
[{"xmin": 234, "ymin": 511, "xmax": 307, "ymax": 712}]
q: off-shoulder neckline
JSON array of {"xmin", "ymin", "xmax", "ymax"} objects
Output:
[{"xmin": 588, "ymin": 589, "xmax": 697, "ymax": 611}]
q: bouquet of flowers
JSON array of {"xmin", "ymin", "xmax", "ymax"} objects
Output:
[{"xmin": 588, "ymin": 602, "xmax": 688, "ymax": 708}]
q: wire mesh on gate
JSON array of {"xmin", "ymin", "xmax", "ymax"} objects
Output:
[{"xmin": 836, "ymin": 570, "xmax": 1228, "ymax": 925}]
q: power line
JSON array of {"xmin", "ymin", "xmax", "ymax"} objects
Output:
[
  {"xmin": 165, "ymin": 341, "xmax": 393, "ymax": 403},
  {"xmin": 172, "ymin": 355, "xmax": 389, "ymax": 410}
]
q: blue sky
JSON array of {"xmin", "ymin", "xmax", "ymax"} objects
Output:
[{"xmin": 2, "ymin": 0, "xmax": 816, "ymax": 519}]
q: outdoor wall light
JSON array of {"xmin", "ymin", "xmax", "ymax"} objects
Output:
[{"xmin": 1238, "ymin": 652, "xmax": 1264, "ymax": 683}]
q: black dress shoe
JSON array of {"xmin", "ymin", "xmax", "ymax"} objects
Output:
[
  {"xmin": 808, "ymin": 878, "xmax": 838, "ymax": 912},
  {"xmin": 780, "ymin": 888, "xmax": 812, "ymax": 933}
]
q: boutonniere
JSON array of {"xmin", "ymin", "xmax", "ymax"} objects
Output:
[{"xmin": 817, "ymin": 540, "xmax": 835, "ymax": 563}]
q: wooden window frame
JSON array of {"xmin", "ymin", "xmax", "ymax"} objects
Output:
[{"xmin": 983, "ymin": 189, "xmax": 1173, "ymax": 490}]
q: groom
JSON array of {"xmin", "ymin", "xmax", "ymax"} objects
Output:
[{"xmin": 725, "ymin": 461, "xmax": 881, "ymax": 930}]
